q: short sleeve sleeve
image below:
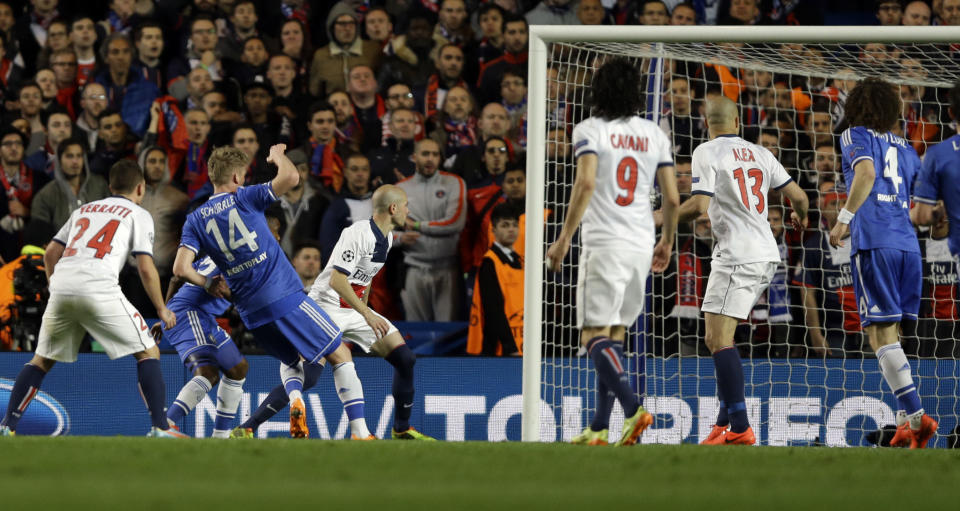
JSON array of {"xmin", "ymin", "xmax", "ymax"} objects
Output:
[
  {"xmin": 913, "ymin": 148, "xmax": 939, "ymax": 205},
  {"xmin": 840, "ymin": 127, "xmax": 874, "ymax": 168},
  {"xmin": 131, "ymin": 209, "xmax": 155, "ymax": 257},
  {"xmin": 572, "ymin": 120, "xmax": 599, "ymax": 159},
  {"xmin": 656, "ymin": 130, "xmax": 674, "ymax": 168},
  {"xmin": 327, "ymin": 226, "xmax": 364, "ymax": 277},
  {"xmin": 52, "ymin": 210, "xmax": 76, "ymax": 245},
  {"xmin": 769, "ymin": 156, "xmax": 793, "ymax": 190},
  {"xmin": 179, "ymin": 215, "xmax": 201, "ymax": 255},
  {"xmin": 690, "ymin": 145, "xmax": 715, "ymax": 196},
  {"xmin": 237, "ymin": 183, "xmax": 278, "ymax": 212}
]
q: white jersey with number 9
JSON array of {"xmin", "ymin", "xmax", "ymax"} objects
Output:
[
  {"xmin": 49, "ymin": 196, "xmax": 155, "ymax": 296},
  {"xmin": 571, "ymin": 116, "xmax": 674, "ymax": 252}
]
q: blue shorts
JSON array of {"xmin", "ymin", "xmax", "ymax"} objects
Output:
[
  {"xmin": 851, "ymin": 248, "xmax": 921, "ymax": 327},
  {"xmin": 166, "ymin": 309, "xmax": 245, "ymax": 372},
  {"xmin": 251, "ymin": 297, "xmax": 342, "ymax": 366}
]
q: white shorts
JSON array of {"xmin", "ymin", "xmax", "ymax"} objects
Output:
[
  {"xmin": 576, "ymin": 248, "xmax": 652, "ymax": 328},
  {"xmin": 319, "ymin": 305, "xmax": 398, "ymax": 353},
  {"xmin": 36, "ymin": 293, "xmax": 155, "ymax": 362},
  {"xmin": 701, "ymin": 262, "xmax": 778, "ymax": 320}
]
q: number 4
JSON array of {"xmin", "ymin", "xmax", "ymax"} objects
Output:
[{"xmin": 883, "ymin": 146, "xmax": 902, "ymax": 194}]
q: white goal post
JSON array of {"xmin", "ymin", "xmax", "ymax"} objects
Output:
[{"xmin": 522, "ymin": 25, "xmax": 960, "ymax": 443}]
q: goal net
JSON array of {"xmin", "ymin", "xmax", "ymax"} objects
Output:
[{"xmin": 523, "ymin": 26, "xmax": 960, "ymax": 447}]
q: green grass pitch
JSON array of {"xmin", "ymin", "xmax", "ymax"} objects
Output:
[{"xmin": 1, "ymin": 438, "xmax": 957, "ymax": 510}]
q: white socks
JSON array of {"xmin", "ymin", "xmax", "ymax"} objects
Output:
[
  {"xmin": 211, "ymin": 376, "xmax": 245, "ymax": 439},
  {"xmin": 333, "ymin": 362, "xmax": 371, "ymax": 438}
]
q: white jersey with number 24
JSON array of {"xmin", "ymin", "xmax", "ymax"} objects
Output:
[
  {"xmin": 49, "ymin": 196, "xmax": 155, "ymax": 296},
  {"xmin": 571, "ymin": 115, "xmax": 673, "ymax": 252}
]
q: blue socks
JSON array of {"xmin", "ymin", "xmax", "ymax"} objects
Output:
[
  {"xmin": 587, "ymin": 337, "xmax": 639, "ymax": 419},
  {"xmin": 1, "ymin": 363, "xmax": 47, "ymax": 431},
  {"xmin": 590, "ymin": 379, "xmax": 614, "ymax": 431},
  {"xmin": 715, "ymin": 380, "xmax": 729, "ymax": 427},
  {"xmin": 712, "ymin": 347, "xmax": 748, "ymax": 433},
  {"xmin": 242, "ymin": 363, "xmax": 323, "ymax": 431},
  {"xmin": 385, "ymin": 344, "xmax": 416, "ymax": 432},
  {"xmin": 137, "ymin": 358, "xmax": 169, "ymax": 429}
]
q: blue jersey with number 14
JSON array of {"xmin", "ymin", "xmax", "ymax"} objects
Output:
[
  {"xmin": 839, "ymin": 126, "xmax": 920, "ymax": 255},
  {"xmin": 179, "ymin": 183, "xmax": 303, "ymax": 329}
]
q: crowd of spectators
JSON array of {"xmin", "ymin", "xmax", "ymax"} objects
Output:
[{"xmin": 0, "ymin": 0, "xmax": 957, "ymax": 358}]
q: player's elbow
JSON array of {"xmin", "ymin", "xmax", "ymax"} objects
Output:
[
  {"xmin": 663, "ymin": 191, "xmax": 680, "ymax": 210},
  {"xmin": 172, "ymin": 259, "xmax": 190, "ymax": 279},
  {"xmin": 854, "ymin": 161, "xmax": 876, "ymax": 181}
]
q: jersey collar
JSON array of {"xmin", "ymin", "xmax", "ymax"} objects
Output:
[
  {"xmin": 369, "ymin": 218, "xmax": 389, "ymax": 263},
  {"xmin": 716, "ymin": 134, "xmax": 739, "ymax": 138}
]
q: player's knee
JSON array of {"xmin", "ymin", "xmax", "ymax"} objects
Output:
[
  {"xmin": 703, "ymin": 332, "xmax": 729, "ymax": 353},
  {"xmin": 303, "ymin": 362, "xmax": 324, "ymax": 390},
  {"xmin": 28, "ymin": 354, "xmax": 53, "ymax": 371},
  {"xmin": 197, "ymin": 365, "xmax": 220, "ymax": 386},
  {"xmin": 387, "ymin": 344, "xmax": 415, "ymax": 377},
  {"xmin": 224, "ymin": 359, "xmax": 248, "ymax": 380}
]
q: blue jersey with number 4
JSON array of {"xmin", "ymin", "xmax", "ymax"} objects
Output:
[
  {"xmin": 839, "ymin": 126, "xmax": 920, "ymax": 255},
  {"xmin": 180, "ymin": 184, "xmax": 304, "ymax": 329}
]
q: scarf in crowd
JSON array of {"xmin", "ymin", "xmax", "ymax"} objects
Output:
[
  {"xmin": 336, "ymin": 118, "xmax": 362, "ymax": 151},
  {"xmin": 0, "ymin": 59, "xmax": 11, "ymax": 88},
  {"xmin": 1, "ymin": 163, "xmax": 35, "ymax": 208},
  {"xmin": 309, "ymin": 137, "xmax": 344, "ymax": 193},
  {"xmin": 443, "ymin": 117, "xmax": 477, "ymax": 154},
  {"xmin": 425, "ymin": 75, "xmax": 467, "ymax": 122},
  {"xmin": 107, "ymin": 10, "xmax": 129, "ymax": 33},
  {"xmin": 672, "ymin": 237, "xmax": 705, "ymax": 319},
  {"xmin": 31, "ymin": 8, "xmax": 59, "ymax": 30},
  {"xmin": 184, "ymin": 141, "xmax": 209, "ymax": 199}
]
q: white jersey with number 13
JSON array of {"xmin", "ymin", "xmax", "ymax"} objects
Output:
[{"xmin": 691, "ymin": 134, "xmax": 793, "ymax": 266}]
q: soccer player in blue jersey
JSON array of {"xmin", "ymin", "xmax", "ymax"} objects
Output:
[
  {"xmin": 152, "ymin": 256, "xmax": 249, "ymax": 438},
  {"xmin": 173, "ymin": 144, "xmax": 348, "ymax": 438},
  {"xmin": 914, "ymin": 82, "xmax": 960, "ymax": 261},
  {"xmin": 828, "ymin": 77, "xmax": 938, "ymax": 448}
]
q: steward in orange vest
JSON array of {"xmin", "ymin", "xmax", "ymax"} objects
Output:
[{"xmin": 467, "ymin": 203, "xmax": 523, "ymax": 355}]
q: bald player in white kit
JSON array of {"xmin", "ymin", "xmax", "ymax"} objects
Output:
[
  {"xmin": 546, "ymin": 57, "xmax": 680, "ymax": 447},
  {"xmin": 677, "ymin": 96, "xmax": 808, "ymax": 445}
]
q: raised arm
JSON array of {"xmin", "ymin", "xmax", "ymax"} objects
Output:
[
  {"xmin": 545, "ymin": 153, "xmax": 597, "ymax": 271},
  {"xmin": 267, "ymin": 144, "xmax": 300, "ymax": 197}
]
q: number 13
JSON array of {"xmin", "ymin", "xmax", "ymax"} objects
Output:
[{"xmin": 733, "ymin": 167, "xmax": 765, "ymax": 214}]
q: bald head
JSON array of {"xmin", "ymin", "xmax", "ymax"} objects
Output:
[
  {"xmin": 373, "ymin": 184, "xmax": 407, "ymax": 214},
  {"xmin": 705, "ymin": 96, "xmax": 739, "ymax": 135}
]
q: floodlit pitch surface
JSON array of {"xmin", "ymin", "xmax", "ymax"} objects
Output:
[{"xmin": 1, "ymin": 438, "xmax": 957, "ymax": 509}]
